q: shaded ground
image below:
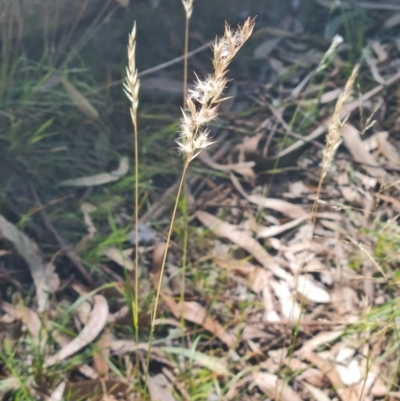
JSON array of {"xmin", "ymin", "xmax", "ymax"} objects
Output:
[{"xmin": 1, "ymin": 0, "xmax": 400, "ymax": 400}]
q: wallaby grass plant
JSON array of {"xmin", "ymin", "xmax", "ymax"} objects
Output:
[{"xmin": 125, "ymin": 17, "xmax": 255, "ymax": 389}]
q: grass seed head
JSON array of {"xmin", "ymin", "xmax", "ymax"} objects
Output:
[
  {"xmin": 182, "ymin": 0, "xmax": 194, "ymax": 19},
  {"xmin": 124, "ymin": 22, "xmax": 140, "ymax": 123},
  {"xmin": 178, "ymin": 17, "xmax": 255, "ymax": 161},
  {"xmin": 321, "ymin": 64, "xmax": 359, "ymax": 179}
]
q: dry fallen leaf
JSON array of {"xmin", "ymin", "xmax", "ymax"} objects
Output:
[
  {"xmin": 257, "ymin": 215, "xmax": 310, "ymax": 238},
  {"xmin": 51, "ymin": 328, "xmax": 99, "ymax": 379},
  {"xmin": 303, "ymin": 382, "xmax": 332, "ymax": 401},
  {"xmin": 75, "ymin": 203, "xmax": 97, "ymax": 253},
  {"xmin": 103, "ymin": 247, "xmax": 135, "ymax": 271},
  {"xmin": 296, "ymin": 275, "xmax": 330, "ymax": 303},
  {"xmin": 305, "ymin": 353, "xmax": 353, "ymax": 401},
  {"xmin": 296, "ymin": 330, "xmax": 343, "ymax": 357},
  {"xmin": 162, "ymin": 294, "xmax": 235, "ymax": 348},
  {"xmin": 152, "ymin": 241, "xmax": 167, "ymax": 274},
  {"xmin": 196, "ymin": 211, "xmax": 289, "ymax": 280},
  {"xmin": 253, "ymin": 371, "xmax": 302, "ymax": 401},
  {"xmin": 336, "ymin": 359, "xmax": 361, "ymax": 386},
  {"xmin": 342, "ymin": 124, "xmax": 389, "ymax": 183},
  {"xmin": 59, "ymin": 157, "xmax": 129, "ymax": 187},
  {"xmin": 231, "ymin": 173, "xmax": 307, "ymax": 218},
  {"xmin": 0, "ymin": 215, "xmax": 57, "ymax": 312},
  {"xmin": 46, "ymin": 295, "xmax": 109, "ymax": 367},
  {"xmin": 278, "ymin": 69, "xmax": 400, "ymax": 158},
  {"xmin": 383, "ymin": 11, "xmax": 400, "ymax": 28},
  {"xmin": 199, "ymin": 151, "xmax": 255, "ymax": 181},
  {"xmin": 271, "ymin": 279, "xmax": 301, "ymax": 321},
  {"xmin": 375, "ymin": 131, "xmax": 400, "ymax": 165},
  {"xmin": 93, "ymin": 331, "xmax": 111, "ymax": 378},
  {"xmin": 253, "ymin": 37, "xmax": 282, "ymax": 59},
  {"xmin": 48, "ymin": 381, "xmax": 66, "ymax": 401},
  {"xmin": 1, "ymin": 302, "xmax": 47, "ymax": 349},
  {"xmin": 147, "ymin": 374, "xmax": 177, "ymax": 401}
]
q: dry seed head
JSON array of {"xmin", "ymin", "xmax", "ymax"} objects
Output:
[
  {"xmin": 178, "ymin": 17, "xmax": 255, "ymax": 161},
  {"xmin": 317, "ymin": 34, "xmax": 343, "ymax": 73},
  {"xmin": 321, "ymin": 64, "xmax": 359, "ymax": 179},
  {"xmin": 182, "ymin": 0, "xmax": 194, "ymax": 18},
  {"xmin": 124, "ymin": 22, "xmax": 140, "ymax": 122}
]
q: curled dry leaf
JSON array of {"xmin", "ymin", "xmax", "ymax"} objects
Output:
[
  {"xmin": 196, "ymin": 211, "xmax": 289, "ymax": 280},
  {"xmin": 162, "ymin": 294, "xmax": 235, "ymax": 348},
  {"xmin": 51, "ymin": 329, "xmax": 99, "ymax": 379},
  {"xmin": 59, "ymin": 157, "xmax": 129, "ymax": 187},
  {"xmin": 0, "ymin": 215, "xmax": 57, "ymax": 312},
  {"xmin": 253, "ymin": 371, "xmax": 302, "ymax": 401},
  {"xmin": 45, "ymin": 295, "xmax": 109, "ymax": 367}
]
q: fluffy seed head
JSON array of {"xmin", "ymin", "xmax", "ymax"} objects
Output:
[{"xmin": 177, "ymin": 17, "xmax": 255, "ymax": 161}]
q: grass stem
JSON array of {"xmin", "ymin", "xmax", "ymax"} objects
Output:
[{"xmin": 144, "ymin": 159, "xmax": 190, "ymax": 384}]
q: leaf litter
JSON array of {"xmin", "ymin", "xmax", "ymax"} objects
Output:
[{"xmin": 3, "ymin": 7, "xmax": 400, "ymax": 401}]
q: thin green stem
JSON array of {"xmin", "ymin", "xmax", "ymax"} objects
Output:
[{"xmin": 144, "ymin": 157, "xmax": 190, "ymax": 387}]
